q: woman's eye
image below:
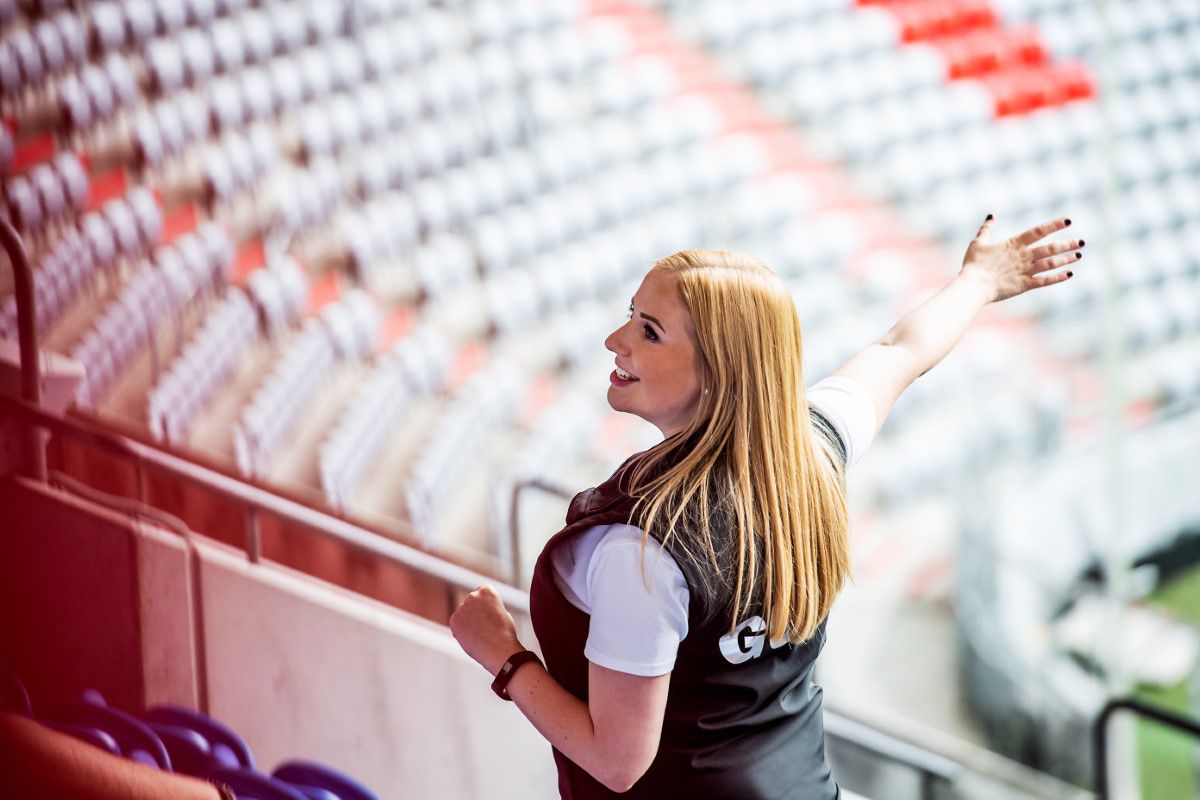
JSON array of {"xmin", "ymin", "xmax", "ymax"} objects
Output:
[{"xmin": 643, "ymin": 323, "xmax": 658, "ymax": 341}]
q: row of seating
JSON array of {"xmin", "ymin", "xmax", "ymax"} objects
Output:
[
  {"xmin": 3, "ymin": 151, "xmax": 89, "ymax": 236},
  {"xmin": 405, "ymin": 359, "xmax": 523, "ymax": 542},
  {"xmin": 69, "ymin": 222, "xmax": 233, "ymax": 410},
  {"xmin": 0, "ymin": 10, "xmax": 87, "ymax": 100},
  {"xmin": 147, "ymin": 288, "xmax": 258, "ymax": 445},
  {"xmin": 233, "ymin": 291, "xmax": 379, "ymax": 478},
  {"xmin": 1, "ymin": 669, "xmax": 379, "ymax": 800},
  {"xmin": 244, "ymin": 256, "xmax": 309, "ymax": 338},
  {"xmin": 318, "ymin": 364, "xmax": 412, "ymax": 513},
  {"xmin": 314, "ymin": 321, "xmax": 458, "ymax": 512}
]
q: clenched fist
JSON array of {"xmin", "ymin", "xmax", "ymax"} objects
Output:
[{"xmin": 449, "ymin": 584, "xmax": 524, "ymax": 676}]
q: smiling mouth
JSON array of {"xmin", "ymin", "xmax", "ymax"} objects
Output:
[{"xmin": 615, "ymin": 366, "xmax": 638, "ymax": 381}]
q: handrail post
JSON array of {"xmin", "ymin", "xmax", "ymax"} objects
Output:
[
  {"xmin": 0, "ymin": 217, "xmax": 46, "ymax": 481},
  {"xmin": 245, "ymin": 506, "xmax": 262, "ymax": 563},
  {"xmin": 509, "ymin": 478, "xmax": 574, "ymax": 585},
  {"xmin": 1092, "ymin": 697, "xmax": 1200, "ymax": 800}
]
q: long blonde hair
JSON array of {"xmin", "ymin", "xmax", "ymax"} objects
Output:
[{"xmin": 624, "ymin": 250, "xmax": 852, "ymax": 643}]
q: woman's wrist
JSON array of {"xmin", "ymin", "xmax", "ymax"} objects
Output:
[
  {"xmin": 955, "ymin": 268, "xmax": 998, "ymax": 305},
  {"xmin": 488, "ymin": 642, "xmax": 527, "ymax": 676}
]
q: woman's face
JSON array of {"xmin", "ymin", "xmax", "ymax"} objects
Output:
[{"xmin": 604, "ymin": 269, "xmax": 703, "ymax": 438}]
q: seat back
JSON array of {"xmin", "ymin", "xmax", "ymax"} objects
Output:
[
  {"xmin": 49, "ymin": 701, "xmax": 172, "ymax": 771},
  {"xmin": 43, "ymin": 721, "xmax": 121, "ymax": 756},
  {"xmin": 208, "ymin": 767, "xmax": 309, "ymax": 800},
  {"xmin": 273, "ymin": 760, "xmax": 379, "ymax": 800},
  {"xmin": 145, "ymin": 704, "xmax": 254, "ymax": 770},
  {"xmin": 146, "ymin": 721, "xmax": 214, "ymax": 776}
]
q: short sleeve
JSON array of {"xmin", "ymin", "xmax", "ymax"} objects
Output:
[
  {"xmin": 583, "ymin": 527, "xmax": 690, "ymax": 677},
  {"xmin": 807, "ymin": 375, "xmax": 878, "ymax": 468}
]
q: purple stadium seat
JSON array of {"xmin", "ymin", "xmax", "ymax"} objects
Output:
[
  {"xmin": 44, "ymin": 721, "xmax": 122, "ymax": 756},
  {"xmin": 143, "ymin": 705, "xmax": 254, "ymax": 770},
  {"xmin": 272, "ymin": 761, "xmax": 380, "ymax": 800},
  {"xmin": 49, "ymin": 700, "xmax": 172, "ymax": 771},
  {"xmin": 145, "ymin": 721, "xmax": 213, "ymax": 776},
  {"xmin": 207, "ymin": 767, "xmax": 308, "ymax": 800},
  {"xmin": 295, "ymin": 788, "xmax": 340, "ymax": 800}
]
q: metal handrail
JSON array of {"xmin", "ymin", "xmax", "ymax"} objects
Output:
[
  {"xmin": 1092, "ymin": 697, "xmax": 1200, "ymax": 800},
  {"xmin": 509, "ymin": 477, "xmax": 574, "ymax": 583},
  {"xmin": 0, "ymin": 217, "xmax": 45, "ymax": 480},
  {"xmin": 824, "ymin": 710, "xmax": 961, "ymax": 793},
  {"xmin": 0, "ymin": 394, "xmax": 529, "ymax": 614}
]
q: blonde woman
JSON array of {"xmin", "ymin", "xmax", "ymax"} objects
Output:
[{"xmin": 451, "ymin": 215, "xmax": 1082, "ymax": 797}]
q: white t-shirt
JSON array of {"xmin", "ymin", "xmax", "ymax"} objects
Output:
[{"xmin": 550, "ymin": 375, "xmax": 877, "ymax": 676}]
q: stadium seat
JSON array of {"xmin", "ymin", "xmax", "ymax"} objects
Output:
[
  {"xmin": 145, "ymin": 722, "xmax": 214, "ymax": 776},
  {"xmin": 208, "ymin": 767, "xmax": 308, "ymax": 800},
  {"xmin": 144, "ymin": 705, "xmax": 254, "ymax": 771},
  {"xmin": 273, "ymin": 760, "xmax": 380, "ymax": 800},
  {"xmin": 44, "ymin": 721, "xmax": 122, "ymax": 756},
  {"xmin": 50, "ymin": 700, "xmax": 172, "ymax": 770}
]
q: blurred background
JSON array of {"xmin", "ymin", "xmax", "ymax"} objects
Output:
[{"xmin": 1, "ymin": 0, "xmax": 1198, "ymax": 798}]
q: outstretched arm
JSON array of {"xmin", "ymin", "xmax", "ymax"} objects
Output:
[{"xmin": 832, "ymin": 215, "xmax": 1083, "ymax": 435}]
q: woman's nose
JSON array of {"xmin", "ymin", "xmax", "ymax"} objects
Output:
[{"xmin": 605, "ymin": 326, "xmax": 626, "ymax": 355}]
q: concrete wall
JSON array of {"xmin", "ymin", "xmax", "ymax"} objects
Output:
[
  {"xmin": 0, "ymin": 477, "xmax": 197, "ymax": 712},
  {"xmin": 0, "ymin": 476, "xmax": 556, "ymax": 797}
]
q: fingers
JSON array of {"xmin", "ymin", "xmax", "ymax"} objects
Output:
[
  {"xmin": 1028, "ymin": 269, "xmax": 1074, "ymax": 290},
  {"xmin": 1029, "ymin": 238, "xmax": 1084, "ymax": 262},
  {"xmin": 1015, "ymin": 216, "xmax": 1072, "ymax": 246},
  {"xmin": 974, "ymin": 213, "xmax": 996, "ymax": 243},
  {"xmin": 1031, "ymin": 252, "xmax": 1082, "ymax": 273}
]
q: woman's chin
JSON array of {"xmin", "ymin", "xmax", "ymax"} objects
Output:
[{"xmin": 605, "ymin": 388, "xmax": 631, "ymax": 412}]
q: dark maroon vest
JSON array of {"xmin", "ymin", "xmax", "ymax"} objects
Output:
[{"xmin": 529, "ymin": 411, "xmax": 846, "ymax": 799}]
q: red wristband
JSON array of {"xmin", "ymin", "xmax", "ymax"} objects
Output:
[{"xmin": 491, "ymin": 649, "xmax": 542, "ymax": 701}]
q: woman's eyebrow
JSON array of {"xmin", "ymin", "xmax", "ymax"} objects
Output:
[
  {"xmin": 629, "ymin": 299, "xmax": 665, "ymax": 332},
  {"xmin": 640, "ymin": 311, "xmax": 664, "ymax": 331}
]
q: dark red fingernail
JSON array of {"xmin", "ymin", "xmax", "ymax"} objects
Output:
[
  {"xmin": 1065, "ymin": 218, "xmax": 1072, "ymax": 226},
  {"xmin": 1067, "ymin": 272, "xmax": 1073, "ymax": 277},
  {"xmin": 1079, "ymin": 240, "xmax": 1085, "ymax": 246},
  {"xmin": 985, "ymin": 213, "xmax": 993, "ymax": 221},
  {"xmin": 1076, "ymin": 252, "xmax": 1082, "ymax": 259}
]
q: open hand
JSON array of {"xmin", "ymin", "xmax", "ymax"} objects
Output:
[
  {"xmin": 960, "ymin": 215, "xmax": 1084, "ymax": 303},
  {"xmin": 449, "ymin": 584, "xmax": 523, "ymax": 676}
]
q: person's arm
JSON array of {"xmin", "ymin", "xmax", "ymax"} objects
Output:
[
  {"xmin": 504, "ymin": 660, "xmax": 669, "ymax": 792},
  {"xmin": 831, "ymin": 214, "xmax": 1083, "ymax": 434},
  {"xmin": 0, "ymin": 711, "xmax": 222, "ymax": 800},
  {"xmin": 449, "ymin": 585, "xmax": 670, "ymax": 793}
]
